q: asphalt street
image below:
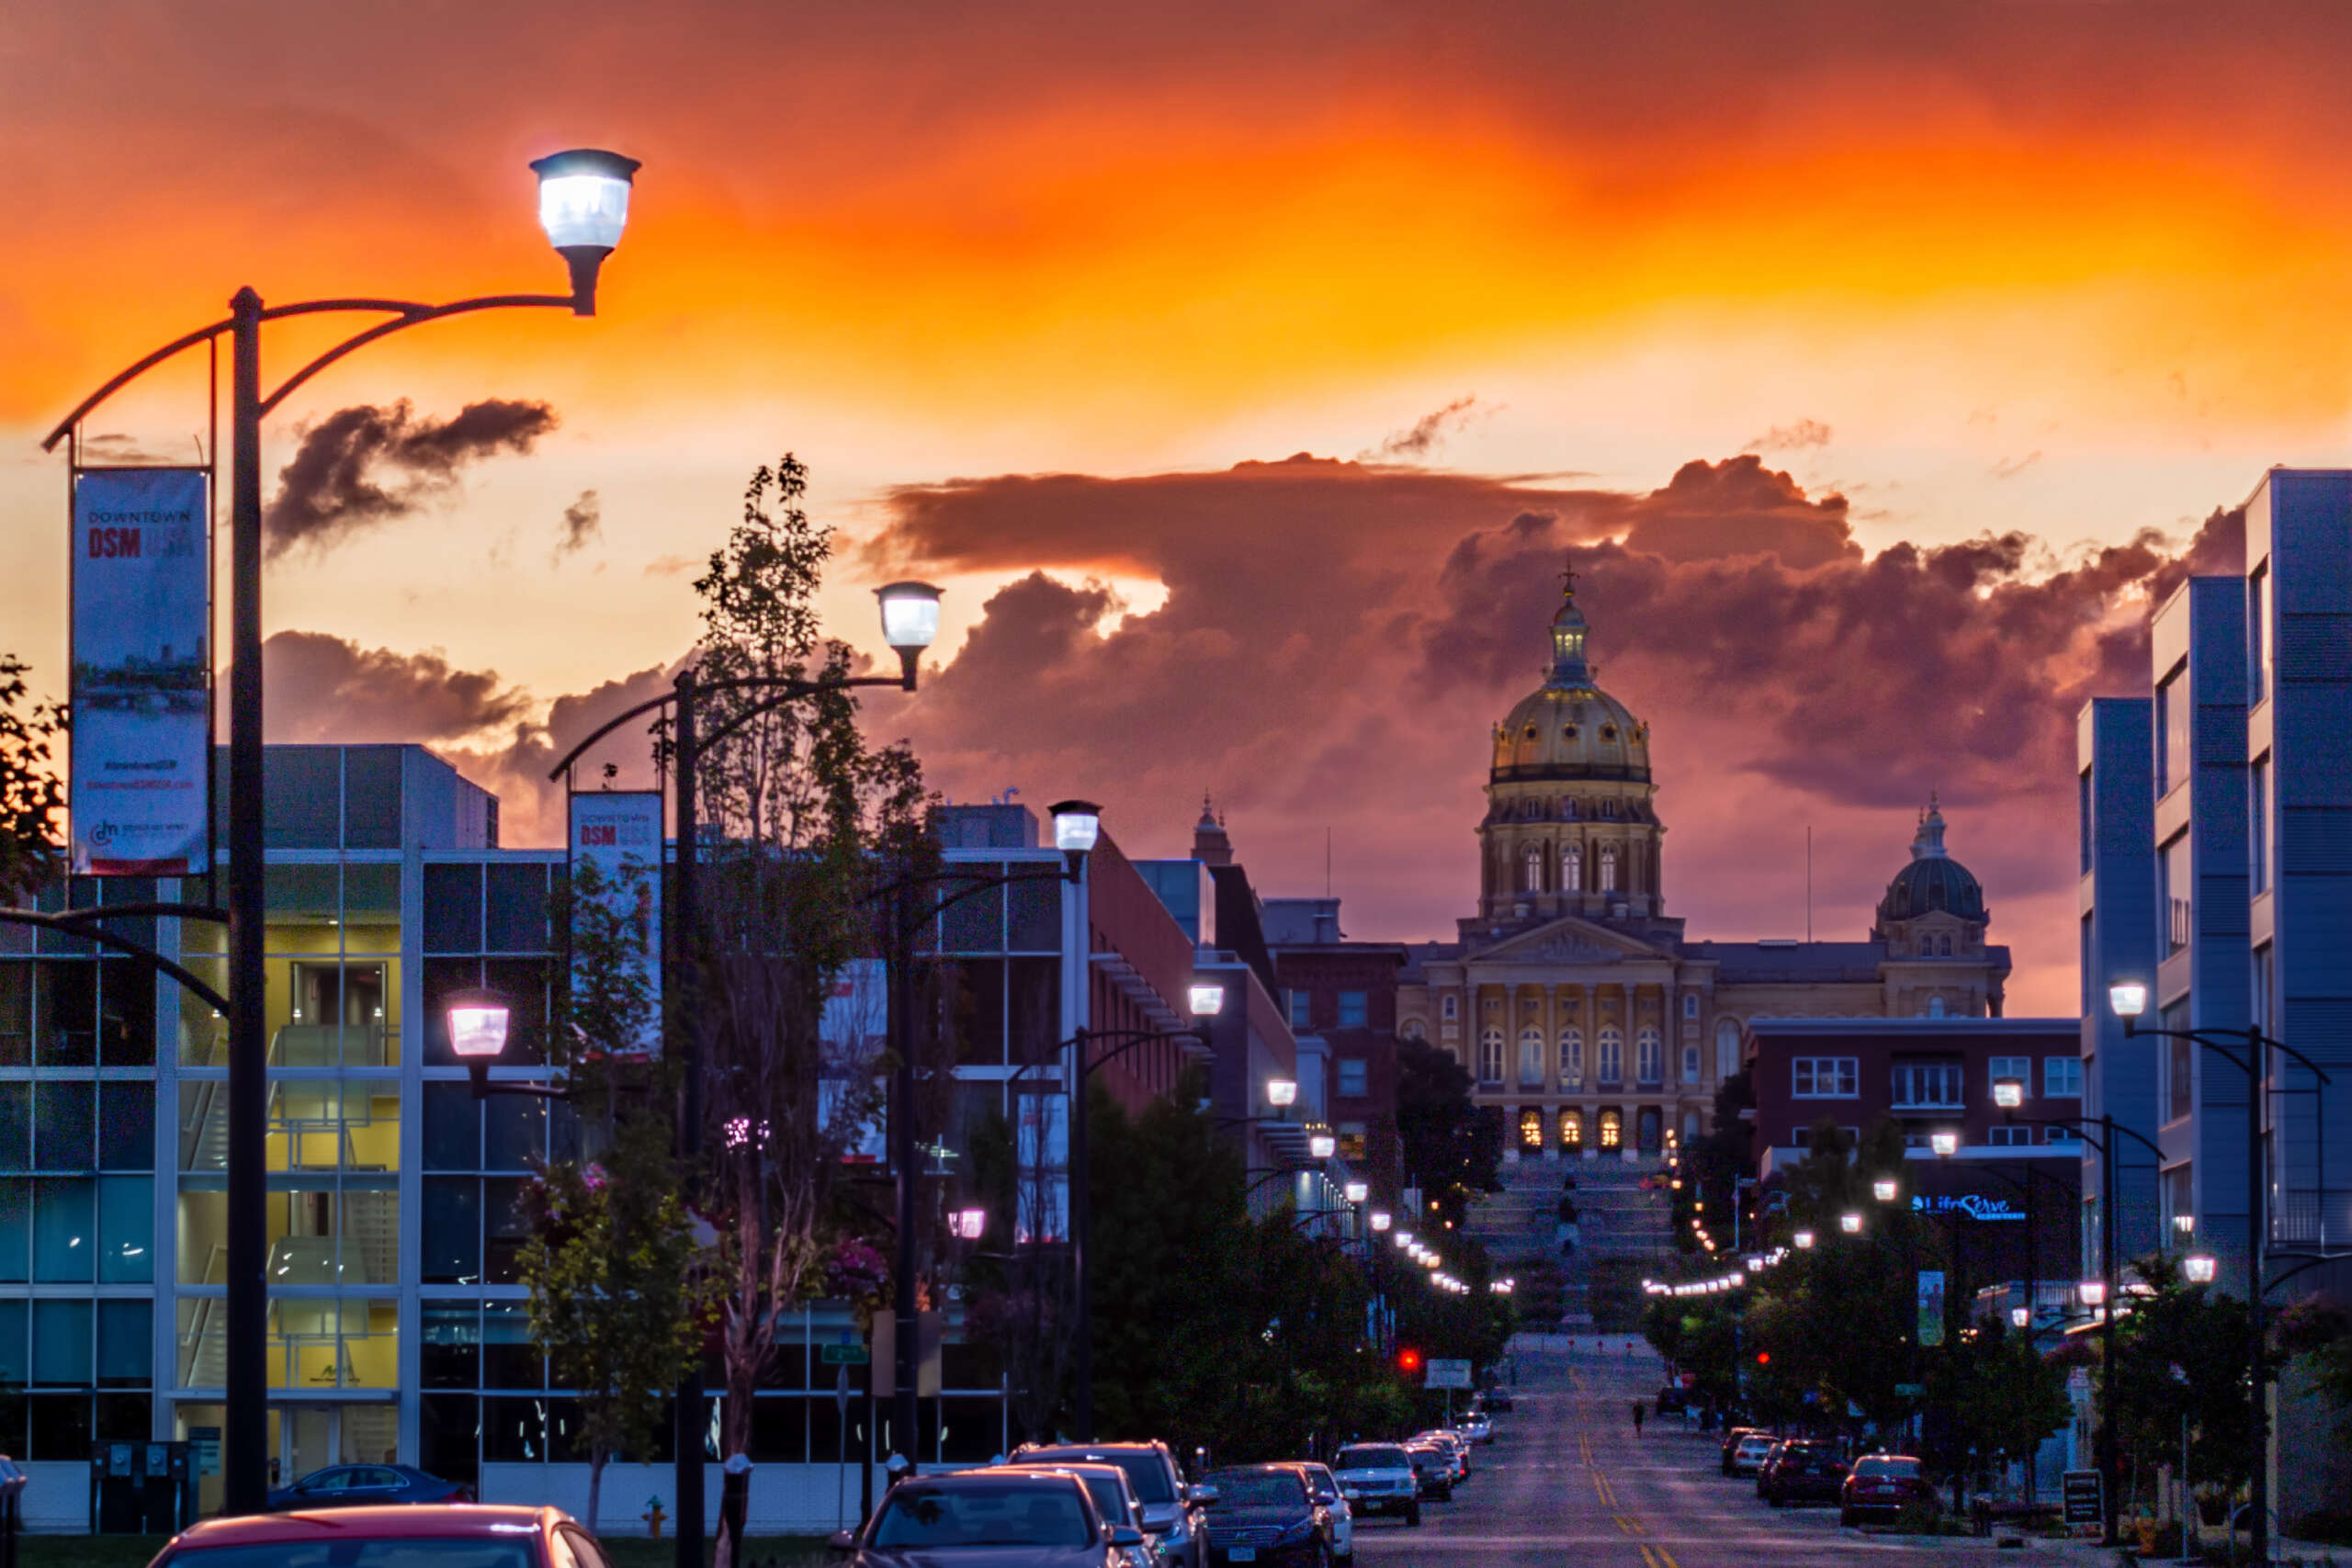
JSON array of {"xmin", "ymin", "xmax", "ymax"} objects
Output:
[{"xmin": 1348, "ymin": 1339, "xmax": 2090, "ymax": 1568}]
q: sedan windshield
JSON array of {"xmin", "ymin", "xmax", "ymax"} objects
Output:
[
  {"xmin": 1335, "ymin": 1447, "xmax": 1408, "ymax": 1471},
  {"xmin": 1024, "ymin": 1450, "xmax": 1175, "ymax": 1506},
  {"xmin": 1204, "ymin": 1472, "xmax": 1305, "ymax": 1508},
  {"xmin": 1075, "ymin": 1477, "xmax": 1133, "ymax": 1526},
  {"xmin": 872, "ymin": 1484, "xmax": 1092, "ymax": 1548},
  {"xmin": 172, "ymin": 1543, "xmax": 534, "ymax": 1568}
]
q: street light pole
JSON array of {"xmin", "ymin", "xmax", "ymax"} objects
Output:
[{"xmin": 670, "ymin": 666, "xmax": 705, "ymax": 1568}]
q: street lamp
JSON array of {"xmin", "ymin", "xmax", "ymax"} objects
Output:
[
  {"xmin": 1267, "ymin": 1078, "xmax": 1299, "ymax": 1111},
  {"xmin": 44, "ymin": 147, "xmax": 642, "ymax": 1521},
  {"xmin": 874, "ymin": 582, "xmax": 946, "ymax": 686},
  {"xmin": 1309, "ymin": 1130, "xmax": 1338, "ymax": 1160},
  {"xmin": 2183, "ymin": 1254, "xmax": 2218, "ymax": 1285},
  {"xmin": 1840, "ymin": 1212, "xmax": 1863, "ymax": 1235},
  {"xmin": 1345, "ymin": 1181, "xmax": 1370, "ymax": 1204},
  {"xmin": 2011, "ymin": 1305, "xmax": 2031, "ymax": 1330},
  {"xmin": 2078, "ymin": 1280, "xmax": 2109, "ymax": 1309},
  {"xmin": 1930, "ymin": 1131, "xmax": 1960, "ymax": 1158},
  {"xmin": 1872, "ymin": 1177, "xmax": 1899, "ymax": 1203},
  {"xmin": 2107, "ymin": 982, "xmax": 2148, "ymax": 1021},
  {"xmin": 1992, "ymin": 1077, "xmax": 2025, "ymax": 1110},
  {"xmin": 1189, "ymin": 982, "xmax": 1227, "ymax": 1018},
  {"xmin": 1793, "ymin": 1229, "xmax": 1815, "ymax": 1249},
  {"xmin": 1370, "ymin": 1210, "xmax": 1392, "ymax": 1233},
  {"xmin": 950, "ymin": 1207, "xmax": 989, "ymax": 1242}
]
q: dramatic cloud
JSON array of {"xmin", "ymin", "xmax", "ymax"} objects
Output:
[
  {"xmin": 873, "ymin": 452, "xmax": 2243, "ymax": 1008},
  {"xmin": 1366, "ymin": 397, "xmax": 1486, "ymax": 462},
  {"xmin": 264, "ymin": 631, "xmax": 532, "ymax": 744},
  {"xmin": 1743, "ymin": 419, "xmax": 1833, "ymax": 454},
  {"xmin": 263, "ymin": 400, "xmax": 559, "ymax": 560},
  {"xmin": 557, "ymin": 490, "xmax": 602, "ymax": 559}
]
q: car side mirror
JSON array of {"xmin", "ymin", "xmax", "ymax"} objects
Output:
[
  {"xmin": 824, "ymin": 1529, "xmax": 856, "ymax": 1554},
  {"xmin": 1110, "ymin": 1526, "xmax": 1145, "ymax": 1548},
  {"xmin": 1189, "ymin": 1484, "xmax": 1220, "ymax": 1506}
]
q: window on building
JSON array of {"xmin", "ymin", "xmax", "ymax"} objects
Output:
[
  {"xmin": 1598, "ymin": 1109, "xmax": 1623, "ymax": 1149},
  {"xmin": 2250, "ymin": 561, "xmax": 2269, "ymax": 705},
  {"xmin": 2252, "ymin": 755, "xmax": 2271, "ymax": 897},
  {"xmin": 1987, "ymin": 1126, "xmax": 2032, "ymax": 1147},
  {"xmin": 1682, "ymin": 993, "xmax": 1699, "ymax": 1019},
  {"xmin": 1559, "ymin": 1109, "xmax": 1582, "ymax": 1149},
  {"xmin": 1338, "ymin": 1058, "xmax": 1368, "ymax": 1099},
  {"xmin": 1925, "ymin": 996, "xmax": 1947, "ymax": 1019},
  {"xmin": 1890, "ymin": 1062, "xmax": 1962, "ymax": 1108},
  {"xmin": 1519, "ymin": 1028, "xmax": 1546, "ymax": 1089},
  {"xmin": 1635, "ymin": 1029, "xmax": 1662, "ymax": 1087},
  {"xmin": 1522, "ymin": 846, "xmax": 1543, "ymax": 892},
  {"xmin": 1337, "ymin": 1123, "xmax": 1367, "ymax": 1162},
  {"xmin": 1715, "ymin": 1019, "xmax": 1741, "ymax": 1081},
  {"xmin": 1519, "ymin": 1109, "xmax": 1544, "ymax": 1149},
  {"xmin": 1559, "ymin": 1029, "xmax": 1584, "ymax": 1090},
  {"xmin": 2157, "ymin": 662, "xmax": 2188, "ymax": 796},
  {"xmin": 2079, "ymin": 767, "xmax": 2094, "ymax": 875},
  {"xmin": 1791, "ymin": 1058, "xmax": 1859, "ymax": 1099},
  {"xmin": 1442, "ymin": 995, "xmax": 1458, "ymax": 1021},
  {"xmin": 1338, "ymin": 990, "xmax": 1368, "ymax": 1028},
  {"xmin": 1990, "ymin": 1055, "xmax": 2030, "ymax": 1093},
  {"xmin": 2044, "ymin": 1124, "xmax": 2080, "ymax": 1145},
  {"xmin": 2161, "ymin": 832, "xmax": 2192, "ymax": 955},
  {"xmin": 1597, "ymin": 1029, "xmax": 1623, "ymax": 1087},
  {"xmin": 2045, "ymin": 1056, "xmax": 2083, "ymax": 1099},
  {"xmin": 1477, "ymin": 1030, "xmax": 1504, "ymax": 1087},
  {"xmin": 1681, "ymin": 1043, "xmax": 1700, "ymax": 1084},
  {"xmin": 2168, "ymin": 1018, "xmax": 2192, "ymax": 1123},
  {"xmin": 1563, "ymin": 842, "xmax": 1582, "ymax": 892},
  {"xmin": 1599, "ymin": 845, "xmax": 1619, "ymax": 894},
  {"xmin": 2256, "ymin": 944, "xmax": 2276, "ymax": 1038},
  {"xmin": 1289, "ymin": 990, "xmax": 1310, "ymax": 1030}
]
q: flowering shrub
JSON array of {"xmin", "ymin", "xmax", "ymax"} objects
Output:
[{"xmin": 824, "ymin": 1237, "xmax": 889, "ymax": 1308}]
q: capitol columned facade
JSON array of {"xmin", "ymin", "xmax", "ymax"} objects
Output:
[{"xmin": 1395, "ymin": 571, "xmax": 2012, "ymax": 1160}]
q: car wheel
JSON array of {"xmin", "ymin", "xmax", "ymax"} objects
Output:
[{"xmin": 1406, "ymin": 1504, "xmax": 1422, "ymax": 1528}]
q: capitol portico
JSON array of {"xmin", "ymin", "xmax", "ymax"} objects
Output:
[{"xmin": 1396, "ymin": 570, "xmax": 2012, "ymax": 1160}]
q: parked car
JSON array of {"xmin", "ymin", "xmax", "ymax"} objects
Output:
[
  {"xmin": 825, "ymin": 1470, "xmax": 1142, "ymax": 1563},
  {"xmin": 154, "ymin": 1506, "xmax": 600, "ymax": 1568},
  {"xmin": 1199, "ymin": 1464, "xmax": 1334, "ymax": 1568},
  {"xmin": 1416, "ymin": 1429, "xmax": 1471, "ymax": 1482},
  {"xmin": 1293, "ymin": 1463, "xmax": 1353, "ymax": 1566},
  {"xmin": 1454, "ymin": 1412, "xmax": 1495, "ymax": 1445},
  {"xmin": 266, "ymin": 1464, "xmax": 474, "ymax": 1511},
  {"xmin": 1329, "ymin": 1442, "xmax": 1419, "ymax": 1529},
  {"xmin": 1840, "ymin": 1454, "xmax": 1938, "ymax": 1527},
  {"xmin": 1480, "ymin": 1386, "xmax": 1514, "ymax": 1413},
  {"xmin": 1727, "ymin": 1434, "xmax": 1777, "ymax": 1477},
  {"xmin": 1016, "ymin": 1442, "xmax": 1216, "ymax": 1568},
  {"xmin": 1718, "ymin": 1427, "xmax": 1762, "ymax": 1476},
  {"xmin": 1758, "ymin": 1442, "xmax": 1847, "ymax": 1508},
  {"xmin": 1655, "ymin": 1383, "xmax": 1689, "ymax": 1416},
  {"xmin": 1402, "ymin": 1442, "xmax": 1453, "ymax": 1503},
  {"xmin": 1004, "ymin": 1463, "xmax": 1161, "ymax": 1568},
  {"xmin": 1751, "ymin": 1440, "xmax": 1792, "ymax": 1497}
]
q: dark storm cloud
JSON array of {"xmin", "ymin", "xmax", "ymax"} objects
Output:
[
  {"xmin": 558, "ymin": 490, "xmax": 602, "ymax": 558},
  {"xmin": 264, "ymin": 630, "xmax": 533, "ymax": 744},
  {"xmin": 263, "ymin": 400, "xmax": 559, "ymax": 560}
]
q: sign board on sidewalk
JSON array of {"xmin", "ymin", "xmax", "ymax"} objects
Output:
[
  {"xmin": 820, "ymin": 1342, "xmax": 870, "ymax": 1366},
  {"xmin": 1425, "ymin": 1358, "xmax": 1473, "ymax": 1389},
  {"xmin": 2062, "ymin": 1470, "xmax": 2103, "ymax": 1527}
]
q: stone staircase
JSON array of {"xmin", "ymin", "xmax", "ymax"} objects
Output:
[{"xmin": 1465, "ymin": 1155, "xmax": 1679, "ymax": 1331}]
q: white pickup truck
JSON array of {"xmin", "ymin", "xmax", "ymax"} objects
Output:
[{"xmin": 1330, "ymin": 1442, "xmax": 1421, "ymax": 1528}]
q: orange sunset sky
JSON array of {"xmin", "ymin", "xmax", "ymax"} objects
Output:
[{"xmin": 13, "ymin": 0, "xmax": 2352, "ymax": 1013}]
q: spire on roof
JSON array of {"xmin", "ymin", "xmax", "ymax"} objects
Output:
[
  {"xmin": 1911, "ymin": 794, "xmax": 1949, "ymax": 861},
  {"xmin": 1193, "ymin": 795, "xmax": 1234, "ymax": 866}
]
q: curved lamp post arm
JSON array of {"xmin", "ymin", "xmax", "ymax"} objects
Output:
[
  {"xmin": 0, "ymin": 908, "xmax": 232, "ymax": 1016},
  {"xmin": 2005, "ymin": 1112, "xmax": 2165, "ymax": 1166},
  {"xmin": 50, "ymin": 900, "xmax": 229, "ymax": 928},
  {"xmin": 543, "ymin": 671, "xmax": 912, "ymax": 782},
  {"xmin": 1003, "ymin": 1026, "xmax": 1211, "ymax": 1094},
  {"xmin": 43, "ymin": 294, "xmax": 577, "ymax": 451},
  {"xmin": 2125, "ymin": 1020, "xmax": 2334, "ymax": 1086}
]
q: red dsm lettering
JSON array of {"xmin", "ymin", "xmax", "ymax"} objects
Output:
[{"xmin": 88, "ymin": 527, "xmax": 142, "ymax": 558}]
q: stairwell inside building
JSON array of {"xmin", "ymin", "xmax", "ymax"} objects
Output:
[{"xmin": 1464, "ymin": 1154, "xmax": 1677, "ymax": 1333}]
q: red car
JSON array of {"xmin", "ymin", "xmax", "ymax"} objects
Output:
[
  {"xmin": 1839, "ymin": 1454, "xmax": 1937, "ymax": 1526},
  {"xmin": 148, "ymin": 1506, "xmax": 609, "ymax": 1568}
]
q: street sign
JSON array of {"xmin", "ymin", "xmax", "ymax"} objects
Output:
[
  {"xmin": 1425, "ymin": 1359, "xmax": 1473, "ymax": 1389},
  {"xmin": 820, "ymin": 1343, "xmax": 870, "ymax": 1366},
  {"xmin": 2062, "ymin": 1470, "xmax": 2103, "ymax": 1527}
]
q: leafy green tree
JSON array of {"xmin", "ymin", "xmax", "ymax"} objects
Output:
[
  {"xmin": 1921, "ymin": 1316, "xmax": 2071, "ymax": 1505},
  {"xmin": 0, "ymin": 656, "xmax": 65, "ymax": 903},
  {"xmin": 2104, "ymin": 1253, "xmax": 2255, "ymax": 1504},
  {"xmin": 1396, "ymin": 1036, "xmax": 1501, "ymax": 1227}
]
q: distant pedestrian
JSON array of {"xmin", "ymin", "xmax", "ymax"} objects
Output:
[{"xmin": 1631, "ymin": 1401, "xmax": 1645, "ymax": 1437}]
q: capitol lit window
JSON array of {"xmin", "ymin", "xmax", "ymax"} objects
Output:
[
  {"xmin": 1600, "ymin": 845, "xmax": 1620, "ymax": 892},
  {"xmin": 1598, "ymin": 1109, "xmax": 1623, "ymax": 1149},
  {"xmin": 1563, "ymin": 843, "xmax": 1582, "ymax": 890}
]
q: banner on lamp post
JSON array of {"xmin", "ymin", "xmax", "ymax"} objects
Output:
[
  {"xmin": 1917, "ymin": 1269, "xmax": 1947, "ymax": 1348},
  {"xmin": 69, "ymin": 468, "xmax": 210, "ymax": 876},
  {"xmin": 567, "ymin": 791, "xmax": 662, "ymax": 1055}
]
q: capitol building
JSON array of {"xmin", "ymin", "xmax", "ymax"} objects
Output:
[{"xmin": 1395, "ymin": 573, "xmax": 2011, "ymax": 1158}]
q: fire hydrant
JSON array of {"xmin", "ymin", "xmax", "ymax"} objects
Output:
[{"xmin": 642, "ymin": 1498, "xmax": 666, "ymax": 1540}]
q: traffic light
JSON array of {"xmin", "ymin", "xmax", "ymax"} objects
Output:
[
  {"xmin": 1756, "ymin": 1351, "xmax": 1770, "ymax": 1366},
  {"xmin": 1397, "ymin": 1348, "xmax": 1424, "ymax": 1375}
]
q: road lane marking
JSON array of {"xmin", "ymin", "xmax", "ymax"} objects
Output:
[{"xmin": 1613, "ymin": 1513, "xmax": 1644, "ymax": 1535}]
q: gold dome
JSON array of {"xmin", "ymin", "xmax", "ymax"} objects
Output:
[{"xmin": 1489, "ymin": 579, "xmax": 1651, "ymax": 784}]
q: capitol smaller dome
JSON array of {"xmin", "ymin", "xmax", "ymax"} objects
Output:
[
  {"xmin": 1874, "ymin": 799, "xmax": 1986, "ymax": 929},
  {"xmin": 1488, "ymin": 571, "xmax": 1652, "ymax": 784}
]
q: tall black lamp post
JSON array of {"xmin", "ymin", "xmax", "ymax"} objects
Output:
[
  {"xmin": 42, "ymin": 149, "xmax": 642, "ymax": 1518},
  {"xmin": 2106, "ymin": 981, "xmax": 2336, "ymax": 1567}
]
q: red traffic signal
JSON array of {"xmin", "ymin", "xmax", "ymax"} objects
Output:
[
  {"xmin": 1756, "ymin": 1351, "xmax": 1770, "ymax": 1365},
  {"xmin": 1397, "ymin": 1348, "xmax": 1424, "ymax": 1375}
]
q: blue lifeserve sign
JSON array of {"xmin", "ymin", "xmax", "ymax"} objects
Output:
[
  {"xmin": 70, "ymin": 468, "xmax": 210, "ymax": 875},
  {"xmin": 1912, "ymin": 1191, "xmax": 2025, "ymax": 1222}
]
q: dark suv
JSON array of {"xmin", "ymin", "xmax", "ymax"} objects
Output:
[
  {"xmin": 1840, "ymin": 1453, "xmax": 1937, "ymax": 1526},
  {"xmin": 1758, "ymin": 1441, "xmax": 1847, "ymax": 1508},
  {"xmin": 1013, "ymin": 1441, "xmax": 1213, "ymax": 1568}
]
